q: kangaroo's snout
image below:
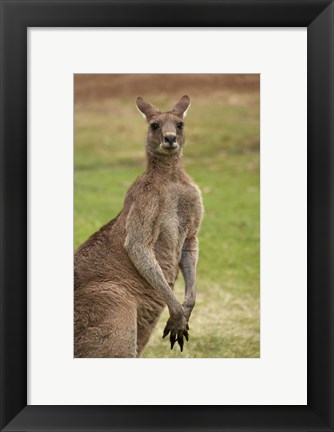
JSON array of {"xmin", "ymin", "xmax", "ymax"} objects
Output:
[{"xmin": 163, "ymin": 134, "xmax": 177, "ymax": 148}]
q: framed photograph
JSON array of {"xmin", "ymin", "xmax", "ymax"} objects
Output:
[{"xmin": 1, "ymin": 1, "xmax": 333, "ymax": 431}]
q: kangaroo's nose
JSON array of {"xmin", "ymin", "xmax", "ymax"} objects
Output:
[{"xmin": 164, "ymin": 134, "xmax": 177, "ymax": 146}]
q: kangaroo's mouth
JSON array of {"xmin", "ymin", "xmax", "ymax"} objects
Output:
[{"xmin": 160, "ymin": 143, "xmax": 179, "ymax": 153}]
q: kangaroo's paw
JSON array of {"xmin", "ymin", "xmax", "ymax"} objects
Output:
[{"xmin": 162, "ymin": 315, "xmax": 189, "ymax": 352}]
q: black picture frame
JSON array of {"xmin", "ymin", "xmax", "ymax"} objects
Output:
[{"xmin": 1, "ymin": 1, "xmax": 333, "ymax": 431}]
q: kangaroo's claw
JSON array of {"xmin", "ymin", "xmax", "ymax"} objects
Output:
[
  {"xmin": 177, "ymin": 333, "xmax": 184, "ymax": 352},
  {"xmin": 170, "ymin": 331, "xmax": 177, "ymax": 349},
  {"xmin": 162, "ymin": 325, "xmax": 170, "ymax": 339}
]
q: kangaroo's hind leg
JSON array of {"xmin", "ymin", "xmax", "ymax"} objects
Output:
[
  {"xmin": 136, "ymin": 305, "xmax": 165, "ymax": 357},
  {"xmin": 75, "ymin": 286, "xmax": 138, "ymax": 358}
]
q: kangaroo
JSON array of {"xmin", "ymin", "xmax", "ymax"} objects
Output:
[{"xmin": 74, "ymin": 95, "xmax": 203, "ymax": 358}]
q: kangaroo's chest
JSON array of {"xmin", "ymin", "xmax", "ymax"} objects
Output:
[
  {"xmin": 161, "ymin": 185, "xmax": 198, "ymax": 242},
  {"xmin": 153, "ymin": 183, "xmax": 201, "ymax": 283}
]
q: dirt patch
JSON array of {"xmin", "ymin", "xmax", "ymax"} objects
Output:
[{"xmin": 74, "ymin": 74, "xmax": 259, "ymax": 103}]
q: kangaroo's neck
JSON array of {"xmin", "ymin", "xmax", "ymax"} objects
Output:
[{"xmin": 145, "ymin": 151, "xmax": 185, "ymax": 179}]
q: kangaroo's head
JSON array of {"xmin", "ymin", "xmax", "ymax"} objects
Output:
[{"xmin": 136, "ymin": 95, "xmax": 190, "ymax": 157}]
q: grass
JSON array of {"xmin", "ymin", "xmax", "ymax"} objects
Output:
[{"xmin": 74, "ymin": 89, "xmax": 260, "ymax": 358}]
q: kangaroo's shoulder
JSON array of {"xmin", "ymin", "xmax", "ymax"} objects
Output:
[
  {"xmin": 124, "ymin": 173, "xmax": 164, "ymax": 207},
  {"xmin": 179, "ymin": 174, "xmax": 202, "ymax": 201}
]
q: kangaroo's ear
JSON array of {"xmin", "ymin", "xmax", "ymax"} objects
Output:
[
  {"xmin": 136, "ymin": 97, "xmax": 160, "ymax": 121},
  {"xmin": 171, "ymin": 95, "xmax": 191, "ymax": 118}
]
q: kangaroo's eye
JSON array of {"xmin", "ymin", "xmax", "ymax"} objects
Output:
[
  {"xmin": 150, "ymin": 123, "xmax": 159, "ymax": 130},
  {"xmin": 177, "ymin": 122, "xmax": 184, "ymax": 129}
]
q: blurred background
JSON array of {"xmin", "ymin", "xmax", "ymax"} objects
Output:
[{"xmin": 74, "ymin": 74, "xmax": 260, "ymax": 358}]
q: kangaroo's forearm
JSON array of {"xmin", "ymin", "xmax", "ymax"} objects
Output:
[
  {"xmin": 125, "ymin": 243, "xmax": 182, "ymax": 316},
  {"xmin": 180, "ymin": 237, "xmax": 198, "ymax": 318}
]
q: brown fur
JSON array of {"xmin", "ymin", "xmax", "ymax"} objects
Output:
[{"xmin": 74, "ymin": 96, "xmax": 203, "ymax": 357}]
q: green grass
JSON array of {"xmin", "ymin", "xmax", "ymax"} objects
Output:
[{"xmin": 74, "ymin": 93, "xmax": 260, "ymax": 358}]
